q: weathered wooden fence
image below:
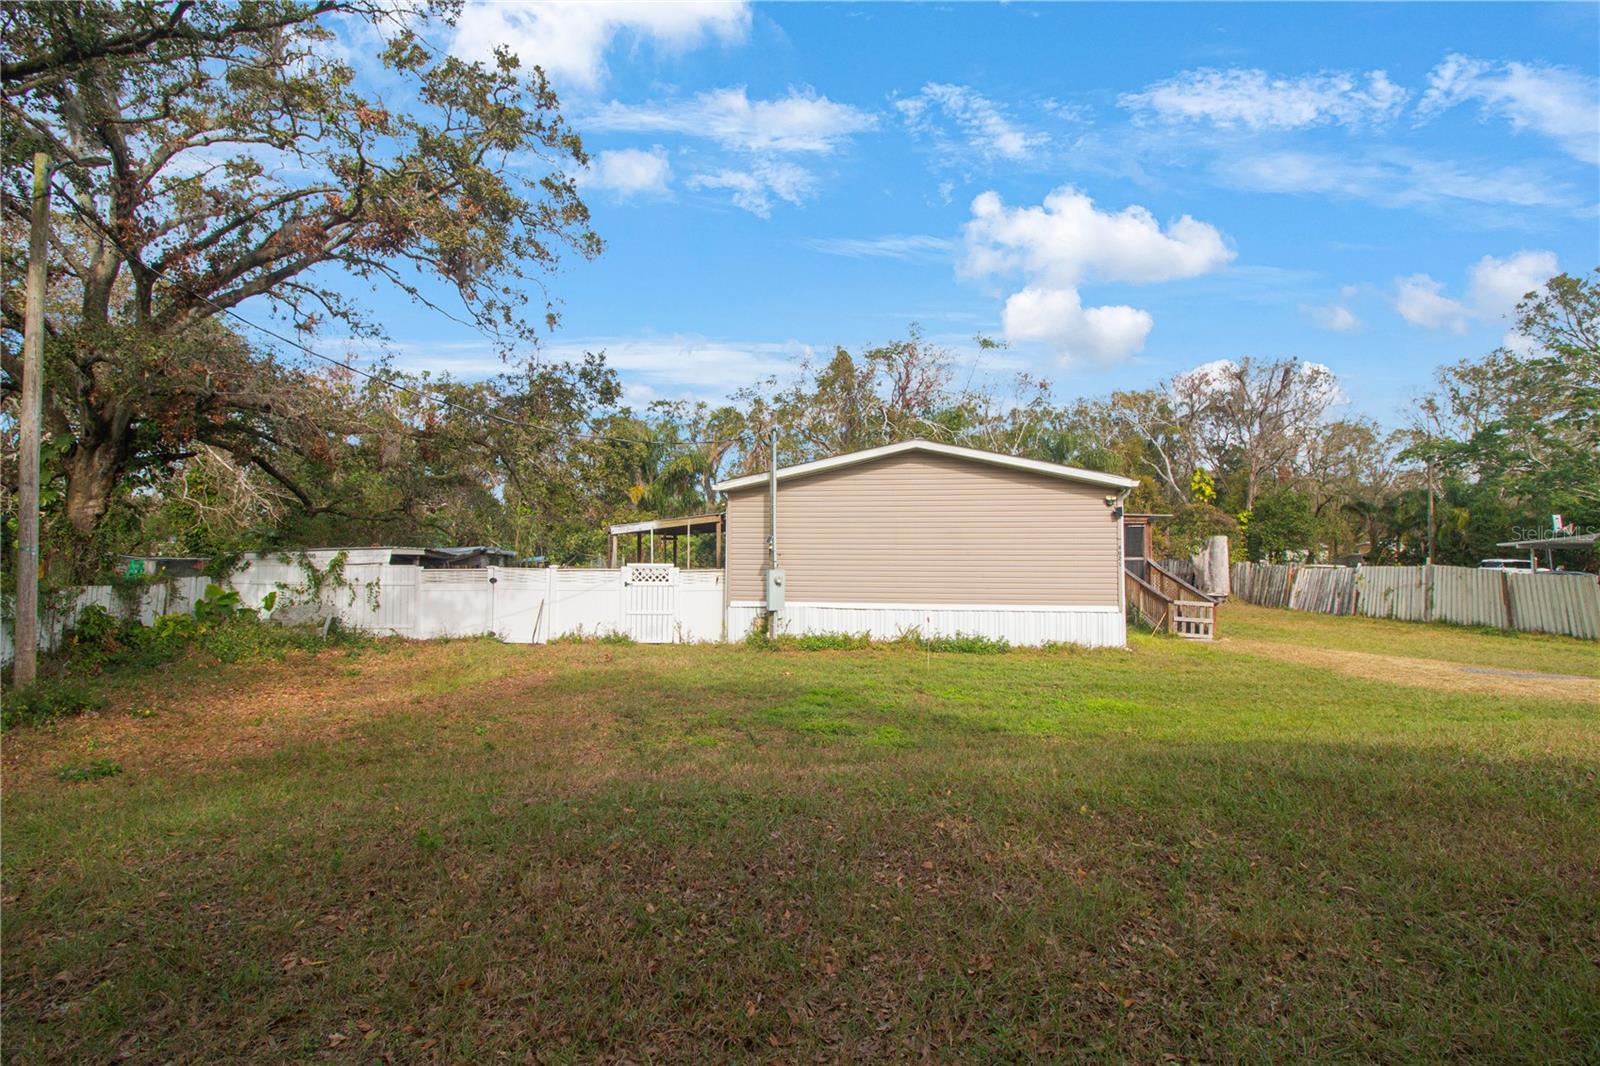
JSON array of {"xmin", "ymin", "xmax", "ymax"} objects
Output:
[
  {"xmin": 1228, "ymin": 562, "xmax": 1600, "ymax": 640},
  {"xmin": 1155, "ymin": 558, "xmax": 1198, "ymax": 587}
]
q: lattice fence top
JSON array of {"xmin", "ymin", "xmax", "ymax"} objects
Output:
[
  {"xmin": 421, "ymin": 568, "xmax": 490, "ymax": 587},
  {"xmin": 623, "ymin": 564, "xmax": 676, "ymax": 586}
]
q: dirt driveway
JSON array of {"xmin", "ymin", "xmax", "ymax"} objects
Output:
[{"xmin": 1221, "ymin": 637, "xmax": 1599, "ymax": 703}]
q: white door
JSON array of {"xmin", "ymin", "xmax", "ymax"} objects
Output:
[{"xmin": 623, "ymin": 564, "xmax": 677, "ymax": 643}]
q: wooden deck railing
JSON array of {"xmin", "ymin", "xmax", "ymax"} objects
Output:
[
  {"xmin": 1146, "ymin": 561, "xmax": 1212, "ymax": 604},
  {"xmin": 1146, "ymin": 561, "xmax": 1218, "ymax": 639},
  {"xmin": 1126, "ymin": 571, "xmax": 1170, "ymax": 632},
  {"xmin": 1169, "ymin": 598, "xmax": 1216, "ymax": 639},
  {"xmin": 1126, "ymin": 568, "xmax": 1216, "ymax": 640}
]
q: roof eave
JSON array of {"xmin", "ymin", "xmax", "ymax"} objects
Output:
[{"xmin": 712, "ymin": 439, "xmax": 1138, "ymax": 493}]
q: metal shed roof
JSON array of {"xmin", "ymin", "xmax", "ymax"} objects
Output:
[
  {"xmin": 608, "ymin": 512, "xmax": 724, "ymax": 536},
  {"xmin": 712, "ymin": 439, "xmax": 1140, "ymax": 494}
]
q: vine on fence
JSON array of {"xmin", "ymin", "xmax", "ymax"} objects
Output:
[{"xmin": 262, "ymin": 551, "xmax": 382, "ymax": 619}]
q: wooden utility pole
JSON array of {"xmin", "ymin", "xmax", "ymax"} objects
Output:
[
  {"xmin": 1424, "ymin": 454, "xmax": 1435, "ymax": 566},
  {"xmin": 14, "ymin": 153, "xmax": 50, "ymax": 687}
]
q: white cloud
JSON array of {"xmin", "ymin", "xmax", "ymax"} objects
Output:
[
  {"xmin": 801, "ymin": 234, "xmax": 953, "ymax": 262},
  {"xmin": 688, "ymin": 160, "xmax": 815, "ymax": 217},
  {"xmin": 335, "ymin": 330, "xmax": 809, "ymax": 401},
  {"xmin": 896, "ymin": 83, "xmax": 1048, "ymax": 163},
  {"xmin": 1041, "ymin": 97, "xmax": 1094, "ymax": 123},
  {"xmin": 1218, "ymin": 149, "xmax": 1581, "ymax": 211},
  {"xmin": 588, "ymin": 87, "xmax": 876, "ymax": 153},
  {"xmin": 961, "ymin": 187, "xmax": 1234, "ymax": 287},
  {"xmin": 555, "ymin": 334, "xmax": 810, "ymax": 398},
  {"xmin": 1120, "ymin": 67, "xmax": 1407, "ymax": 129},
  {"xmin": 960, "ymin": 186, "xmax": 1234, "ymax": 363},
  {"xmin": 1172, "ymin": 358, "xmax": 1345, "ymax": 409},
  {"xmin": 1418, "ymin": 54, "xmax": 1600, "ymax": 164},
  {"xmin": 1396, "ymin": 250, "xmax": 1558, "ymax": 333},
  {"xmin": 1467, "ymin": 249, "xmax": 1558, "ymax": 315},
  {"xmin": 582, "ymin": 146, "xmax": 672, "ymax": 198},
  {"xmin": 1001, "ymin": 287, "xmax": 1153, "ymax": 364},
  {"xmin": 1308, "ymin": 287, "xmax": 1361, "ymax": 332},
  {"xmin": 584, "ymin": 88, "xmax": 872, "ymax": 218},
  {"xmin": 1396, "ymin": 275, "xmax": 1472, "ymax": 333},
  {"xmin": 1174, "ymin": 358, "xmax": 1239, "ymax": 393},
  {"xmin": 449, "ymin": 1, "xmax": 749, "ymax": 92}
]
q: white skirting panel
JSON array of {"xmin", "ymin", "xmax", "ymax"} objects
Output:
[{"xmin": 727, "ymin": 601, "xmax": 1126, "ymax": 648}]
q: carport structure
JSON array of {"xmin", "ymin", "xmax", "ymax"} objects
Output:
[
  {"xmin": 607, "ymin": 512, "xmax": 725, "ymax": 569},
  {"xmin": 1496, "ymin": 532, "xmax": 1598, "ymax": 571}
]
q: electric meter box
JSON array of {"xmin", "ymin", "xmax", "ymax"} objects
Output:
[{"xmin": 765, "ymin": 568, "xmax": 786, "ymax": 611}]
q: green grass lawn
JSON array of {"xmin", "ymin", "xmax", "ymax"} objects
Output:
[
  {"xmin": 1222, "ymin": 601, "xmax": 1600, "ymax": 678},
  {"xmin": 4, "ymin": 615, "xmax": 1598, "ymax": 1063}
]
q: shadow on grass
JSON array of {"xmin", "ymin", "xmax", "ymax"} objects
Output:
[{"xmin": 4, "ymin": 724, "xmax": 1596, "ymax": 1065}]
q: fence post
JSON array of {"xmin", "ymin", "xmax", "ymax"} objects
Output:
[
  {"xmin": 487, "ymin": 565, "xmax": 499, "ymax": 639},
  {"xmin": 545, "ymin": 566, "xmax": 558, "ymax": 642},
  {"xmin": 1424, "ymin": 561, "xmax": 1434, "ymax": 623},
  {"xmin": 1500, "ymin": 570, "xmax": 1515, "ymax": 631},
  {"xmin": 416, "ymin": 563, "xmax": 428, "ymax": 640}
]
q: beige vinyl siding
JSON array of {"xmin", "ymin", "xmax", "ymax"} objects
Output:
[{"xmin": 725, "ymin": 451, "xmax": 1121, "ymax": 606}]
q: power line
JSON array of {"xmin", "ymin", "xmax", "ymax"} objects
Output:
[{"xmin": 44, "ymin": 177, "xmax": 740, "ymax": 449}]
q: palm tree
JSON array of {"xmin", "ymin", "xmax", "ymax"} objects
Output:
[
  {"xmin": 614, "ymin": 420, "xmax": 711, "ymax": 517},
  {"xmin": 1341, "ymin": 497, "xmax": 1385, "ymax": 562}
]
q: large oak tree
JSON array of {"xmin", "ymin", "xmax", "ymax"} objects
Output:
[{"xmin": 1, "ymin": 0, "xmax": 600, "ymax": 535}]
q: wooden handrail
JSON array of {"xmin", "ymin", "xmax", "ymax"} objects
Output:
[
  {"xmin": 1125, "ymin": 571, "xmax": 1169, "ymax": 631},
  {"xmin": 1147, "ymin": 560, "xmax": 1214, "ymax": 603},
  {"xmin": 1125, "ymin": 569, "xmax": 1216, "ymax": 640}
]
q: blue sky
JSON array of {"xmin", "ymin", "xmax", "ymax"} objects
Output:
[{"xmin": 311, "ymin": 2, "xmax": 1599, "ymax": 424}]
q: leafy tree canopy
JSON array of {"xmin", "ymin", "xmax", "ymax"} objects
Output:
[{"xmin": 2, "ymin": 0, "xmax": 599, "ymax": 536}]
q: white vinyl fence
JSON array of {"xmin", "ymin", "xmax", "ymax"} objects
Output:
[
  {"xmin": 3, "ymin": 558, "xmax": 725, "ymax": 663},
  {"xmin": 1229, "ymin": 561, "xmax": 1600, "ymax": 640},
  {"xmin": 0, "ymin": 575, "xmax": 214, "ymax": 664}
]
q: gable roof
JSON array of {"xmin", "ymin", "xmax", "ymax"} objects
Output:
[{"xmin": 712, "ymin": 439, "xmax": 1140, "ymax": 494}]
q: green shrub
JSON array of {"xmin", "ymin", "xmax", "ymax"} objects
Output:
[
  {"xmin": 199, "ymin": 615, "xmax": 364, "ymax": 663},
  {"xmin": 1037, "ymin": 640, "xmax": 1089, "ymax": 655},
  {"xmin": 53, "ymin": 758, "xmax": 122, "ymax": 782},
  {"xmin": 152, "ymin": 612, "xmax": 199, "ymax": 644},
  {"xmin": 747, "ymin": 627, "xmax": 1008, "ymax": 655},
  {"xmin": 550, "ymin": 628, "xmax": 636, "ymax": 645},
  {"xmin": 199, "ymin": 617, "xmax": 272, "ymax": 663},
  {"xmin": 72, "ymin": 604, "xmax": 121, "ymax": 645},
  {"xmin": 193, "ymin": 584, "xmax": 252, "ymax": 624},
  {"xmin": 47, "ymin": 604, "xmax": 369, "ymax": 681},
  {"xmin": 782, "ymin": 633, "xmax": 872, "ymax": 651},
  {"xmin": 3, "ymin": 679, "xmax": 110, "ymax": 730},
  {"xmin": 916, "ymin": 633, "xmax": 1010, "ymax": 654}
]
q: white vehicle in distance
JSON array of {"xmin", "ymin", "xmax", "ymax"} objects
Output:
[{"xmin": 1478, "ymin": 558, "xmax": 1539, "ymax": 571}]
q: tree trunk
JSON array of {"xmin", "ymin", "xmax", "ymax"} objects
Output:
[{"xmin": 63, "ymin": 439, "xmax": 124, "ymax": 534}]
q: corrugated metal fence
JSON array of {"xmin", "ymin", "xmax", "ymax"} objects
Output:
[{"xmin": 1228, "ymin": 562, "xmax": 1600, "ymax": 640}]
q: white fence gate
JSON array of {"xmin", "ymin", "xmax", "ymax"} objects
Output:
[
  {"xmin": 490, "ymin": 567, "xmax": 551, "ymax": 643},
  {"xmin": 622, "ymin": 564, "xmax": 676, "ymax": 643}
]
